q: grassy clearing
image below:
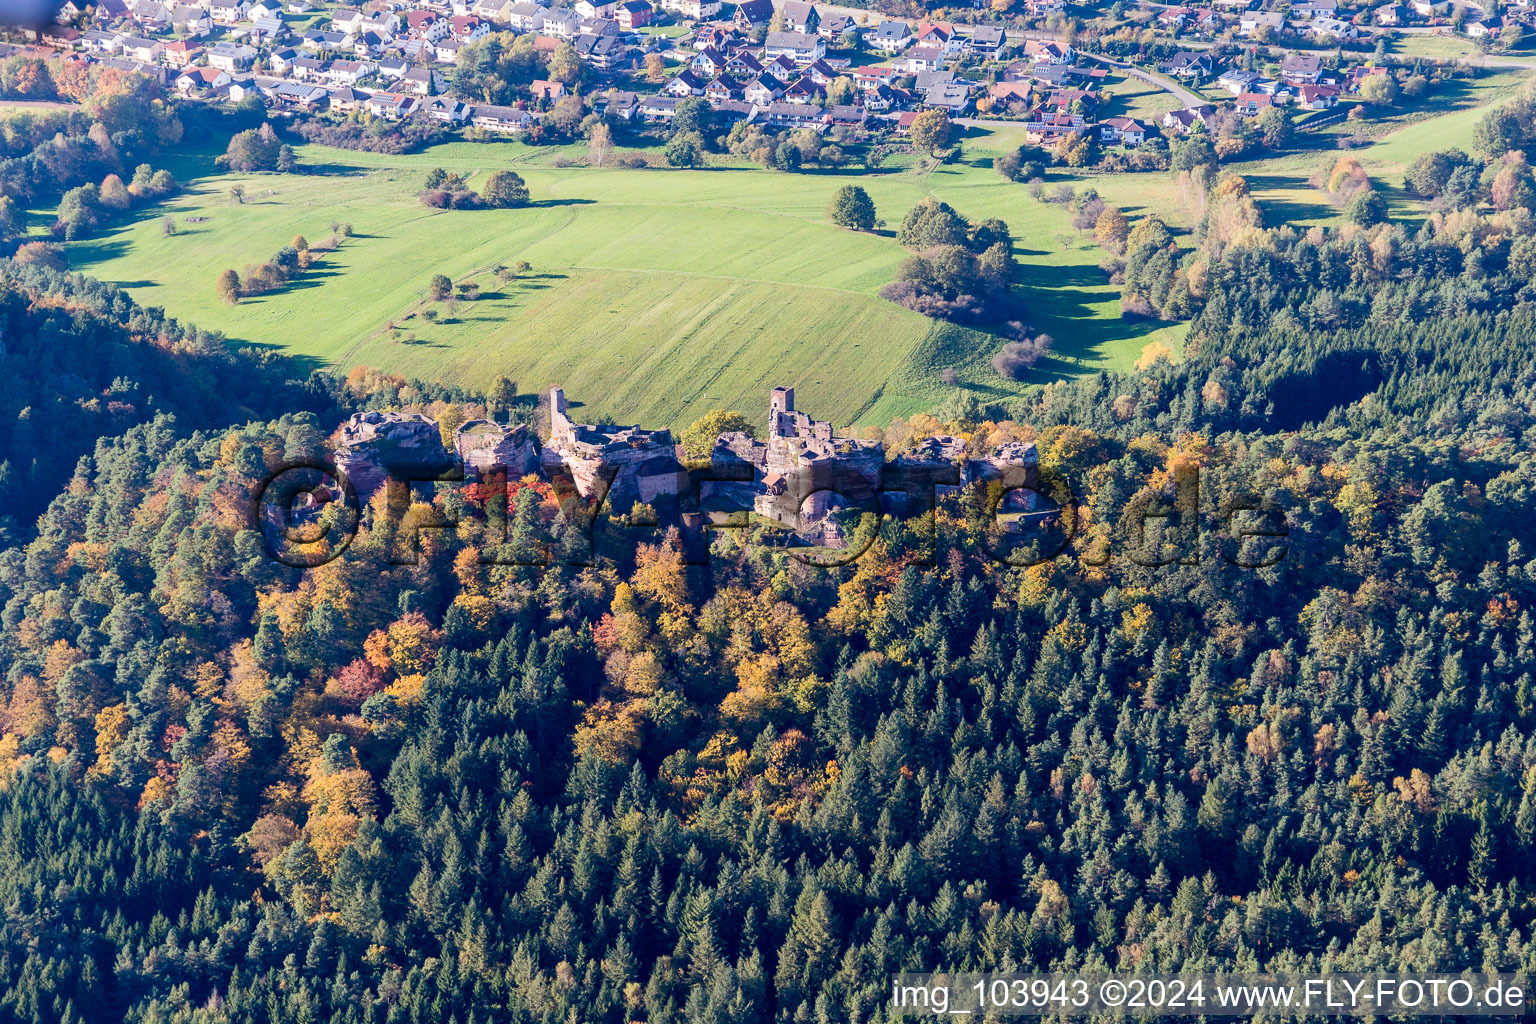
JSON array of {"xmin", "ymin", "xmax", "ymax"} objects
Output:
[{"xmin": 64, "ymin": 126, "xmax": 1182, "ymax": 429}]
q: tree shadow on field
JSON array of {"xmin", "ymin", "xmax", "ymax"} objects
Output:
[
  {"xmin": 527, "ymin": 198, "xmax": 596, "ymax": 207},
  {"xmin": 296, "ymin": 161, "xmax": 370, "ymax": 177},
  {"xmin": 68, "ymin": 236, "xmax": 132, "ymax": 264}
]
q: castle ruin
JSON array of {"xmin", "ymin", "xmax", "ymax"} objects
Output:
[{"xmin": 332, "ymin": 385, "xmax": 1040, "ymax": 539}]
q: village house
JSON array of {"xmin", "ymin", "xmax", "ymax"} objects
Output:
[
  {"xmin": 615, "ymin": 0, "xmax": 651, "ymax": 28},
  {"xmin": 574, "ymin": 0, "xmax": 615, "ymax": 18},
  {"xmin": 764, "ymin": 30, "xmax": 826, "ymax": 64},
  {"xmin": 530, "ymin": 78, "xmax": 565, "ymax": 100},
  {"xmin": 323, "ymin": 58, "xmax": 374, "ymax": 84},
  {"xmin": 273, "ymin": 80, "xmax": 328, "ymax": 108},
  {"xmin": 1024, "ymin": 39, "xmax": 1074, "ymax": 64},
  {"xmin": 423, "ymin": 95, "xmax": 473, "ymax": 121},
  {"xmin": 801, "ymin": 58, "xmax": 838, "ymax": 85},
  {"xmin": 207, "ymin": 41, "xmax": 256, "ymax": 71},
  {"xmin": 705, "ymin": 73, "xmax": 744, "ymax": 100},
  {"xmin": 473, "ymin": 0, "xmax": 512, "ymax": 21},
  {"xmin": 1161, "ymin": 103, "xmax": 1212, "ymax": 133},
  {"xmin": 901, "ymin": 45, "xmax": 945, "ymax": 72},
  {"xmin": 1233, "ymin": 91, "xmax": 1272, "ymax": 115},
  {"xmin": 869, "ymin": 19, "xmax": 912, "ymax": 50},
  {"xmin": 781, "ymin": 0, "xmax": 820, "ymax": 33},
  {"xmin": 917, "ymin": 21, "xmax": 966, "ymax": 54},
  {"xmin": 1239, "ymin": 10, "xmax": 1284, "ymax": 34},
  {"xmin": 743, "ymin": 74, "xmax": 784, "ymax": 104},
  {"xmin": 175, "ymin": 65, "xmax": 230, "ymax": 93},
  {"xmin": 1280, "ymin": 52, "xmax": 1323, "ymax": 83},
  {"xmin": 923, "ymin": 79, "xmax": 971, "ymax": 114},
  {"xmin": 664, "ymin": 68, "xmax": 708, "ymax": 95},
  {"xmin": 301, "ymin": 30, "xmax": 350, "ymax": 51},
  {"xmin": 668, "ymin": 0, "xmax": 722, "ymax": 20},
  {"xmin": 1098, "ymin": 115, "xmax": 1150, "ymax": 145},
  {"xmin": 988, "ymin": 80, "xmax": 1032, "ymax": 106},
  {"xmin": 208, "ymin": 0, "xmax": 250, "ymax": 24},
  {"xmin": 471, "ymin": 103, "xmax": 535, "ymax": 131},
  {"xmin": 536, "ymin": 8, "xmax": 580, "ymax": 36},
  {"xmin": 1294, "ymin": 81, "xmax": 1341, "ymax": 108},
  {"xmin": 129, "ymin": 2, "xmax": 171, "ymax": 32},
  {"xmin": 1023, "ymin": 111, "xmax": 1087, "ymax": 144},
  {"xmin": 596, "ymin": 89, "xmax": 639, "ymax": 118},
  {"xmin": 733, "ymin": 0, "xmax": 774, "ymax": 28},
  {"xmin": 505, "ymin": 2, "xmax": 542, "ymax": 29},
  {"xmin": 970, "ymin": 25, "xmax": 1004, "ymax": 52},
  {"xmin": 784, "ymin": 74, "xmax": 824, "ymax": 101},
  {"xmin": 399, "ymin": 66, "xmax": 433, "ymax": 93},
  {"xmin": 761, "ymin": 101, "xmax": 826, "ymax": 127},
  {"xmin": 1308, "ymin": 17, "xmax": 1360, "ymax": 38},
  {"xmin": 290, "ymin": 55, "xmax": 326, "ymax": 78},
  {"xmin": 331, "ymin": 7, "xmax": 365, "ymax": 33},
  {"xmin": 1159, "ymin": 5, "xmax": 1191, "ymax": 29},
  {"xmin": 819, "ymin": 13, "xmax": 853, "ymax": 39},
  {"xmin": 159, "ymin": 38, "xmax": 202, "ymax": 67},
  {"xmin": 691, "ymin": 46, "xmax": 726, "ymax": 75},
  {"xmin": 118, "ymin": 35, "xmax": 161, "ymax": 61},
  {"xmin": 638, "ymin": 93, "xmax": 678, "ymax": 119},
  {"xmin": 1218, "ymin": 67, "xmax": 1260, "ymax": 93},
  {"xmin": 171, "ymin": 5, "xmax": 211, "ymax": 35},
  {"xmin": 81, "ymin": 29, "xmax": 124, "ymax": 53},
  {"xmin": 1159, "ymin": 50, "xmax": 1217, "ymax": 80},
  {"xmin": 367, "ymin": 90, "xmax": 418, "ymax": 117},
  {"xmin": 327, "ymin": 85, "xmax": 365, "ymax": 111},
  {"xmin": 406, "ymin": 9, "xmax": 448, "ymax": 39}
]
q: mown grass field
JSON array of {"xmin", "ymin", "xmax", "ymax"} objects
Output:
[
  {"xmin": 59, "ymin": 53, "xmax": 1527, "ymax": 430},
  {"xmin": 63, "ymin": 126, "xmax": 1185, "ymax": 429}
]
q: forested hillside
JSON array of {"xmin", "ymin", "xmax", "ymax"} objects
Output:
[{"xmin": 3, "ymin": 201, "xmax": 1536, "ymax": 1022}]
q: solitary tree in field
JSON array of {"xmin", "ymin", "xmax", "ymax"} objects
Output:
[
  {"xmin": 429, "ymin": 274, "xmax": 453, "ymax": 301},
  {"xmin": 161, "ymin": 216, "xmax": 176, "ymax": 236},
  {"xmin": 910, "ymin": 109, "xmax": 953, "ymax": 155},
  {"xmin": 217, "ymin": 269, "xmax": 241, "ymax": 304},
  {"xmin": 829, "ymin": 185, "xmax": 877, "ymax": 231},
  {"xmin": 587, "ymin": 122, "xmax": 613, "ymax": 168},
  {"xmin": 229, "ymin": 184, "xmax": 245, "ymax": 205},
  {"xmin": 481, "ymin": 170, "xmax": 530, "ymax": 208}
]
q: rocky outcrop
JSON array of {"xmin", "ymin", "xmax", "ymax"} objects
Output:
[
  {"xmin": 334, "ymin": 411, "xmax": 455, "ymax": 500},
  {"xmin": 455, "ymin": 420, "xmax": 541, "ymax": 479},
  {"xmin": 545, "ymin": 387, "xmax": 688, "ymax": 513}
]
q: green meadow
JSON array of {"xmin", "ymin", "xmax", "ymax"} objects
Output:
[
  {"xmin": 63, "ymin": 127, "xmax": 1185, "ymax": 430},
  {"xmin": 1232, "ymin": 64, "xmax": 1535, "ymax": 228}
]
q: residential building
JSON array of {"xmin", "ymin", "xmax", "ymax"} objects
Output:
[
  {"xmin": 1098, "ymin": 115, "xmax": 1150, "ymax": 145},
  {"xmin": 615, "ymin": 0, "xmax": 651, "ymax": 28},
  {"xmin": 781, "ymin": 0, "xmax": 820, "ymax": 33},
  {"xmin": 763, "ymin": 30, "xmax": 825, "ymax": 64}
]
